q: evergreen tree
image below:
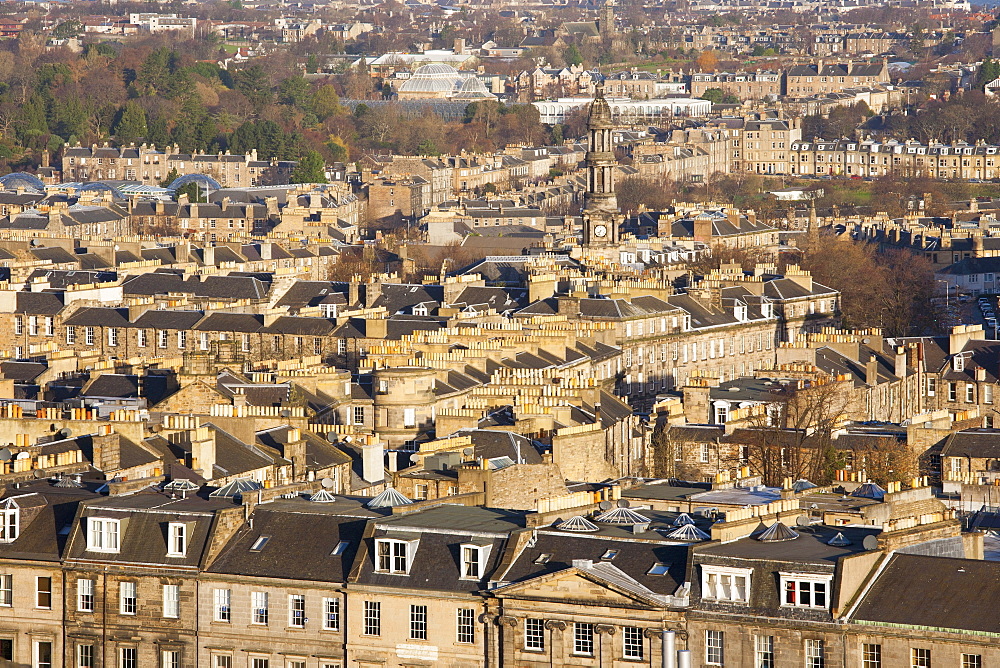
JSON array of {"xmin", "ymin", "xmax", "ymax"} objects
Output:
[
  {"xmin": 113, "ymin": 101, "xmax": 148, "ymax": 143},
  {"xmin": 289, "ymin": 150, "xmax": 327, "ymax": 183}
]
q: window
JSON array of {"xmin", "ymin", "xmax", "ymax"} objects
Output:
[
  {"xmin": 167, "ymin": 523, "xmax": 187, "ymax": 557},
  {"xmin": 78, "ymin": 578, "xmax": 94, "ymax": 612},
  {"xmin": 162, "ymin": 650, "xmax": 180, "ymax": 668},
  {"xmin": 214, "ymin": 588, "xmax": 231, "ymax": 622},
  {"xmin": 0, "ymin": 574, "xmax": 10, "ymax": 606},
  {"xmin": 403, "ymin": 407, "xmax": 416, "ymax": 427},
  {"xmin": 805, "ymin": 639, "xmax": 824, "ymax": 668},
  {"xmin": 158, "ymin": 330, "xmax": 168, "ymax": 348},
  {"xmin": 120, "ymin": 581, "xmax": 136, "ymax": 615},
  {"xmin": 14, "ymin": 316, "xmax": 21, "ymax": 335},
  {"xmin": 88, "ymin": 517, "xmax": 121, "ymax": 553},
  {"xmin": 986, "ymin": 385, "xmax": 993, "ymax": 404},
  {"xmin": 138, "ymin": 329, "xmax": 147, "ymax": 347},
  {"xmin": 28, "ymin": 316, "xmax": 37, "ymax": 336},
  {"xmin": 861, "ymin": 644, "xmax": 881, "ymax": 668},
  {"xmin": 702, "ymin": 566, "xmax": 751, "ymax": 603},
  {"xmin": 286, "ymin": 661, "xmax": 305, "ymax": 668},
  {"xmin": 966, "ymin": 384, "xmax": 975, "ymax": 403},
  {"xmin": 648, "ymin": 562, "xmax": 670, "ymax": 575},
  {"xmin": 573, "ymin": 623, "xmax": 594, "ymax": 656},
  {"xmin": 108, "ymin": 328, "xmax": 118, "ymax": 346},
  {"xmin": 85, "ymin": 327, "xmax": 95, "ymax": 346},
  {"xmin": 525, "ymin": 618, "xmax": 545, "ymax": 651},
  {"xmin": 962, "ymin": 654, "xmax": 982, "ymax": 668},
  {"xmin": 163, "ymin": 584, "xmax": 179, "ymax": 618},
  {"xmin": 754, "ymin": 635, "xmax": 774, "ymax": 668},
  {"xmin": 706, "ymin": 630, "xmax": 724, "ymax": 665},
  {"xmin": 363, "ymin": 600, "xmax": 381, "ymax": 636},
  {"xmin": 331, "ymin": 540, "xmax": 350, "ymax": 556},
  {"xmin": 0, "ymin": 500, "xmax": 17, "ymax": 542},
  {"xmin": 35, "ymin": 640, "xmax": 52, "ymax": 668},
  {"xmin": 925, "ymin": 377, "xmax": 935, "ymax": 396},
  {"xmin": 376, "ymin": 539, "xmax": 413, "ymax": 574},
  {"xmin": 77, "ymin": 644, "xmax": 94, "ymax": 668},
  {"xmin": 410, "ymin": 604, "xmax": 427, "ymax": 640},
  {"xmin": 911, "ymin": 648, "xmax": 931, "ymax": 668},
  {"xmin": 252, "ymin": 591, "xmax": 268, "ymax": 625},
  {"xmin": 700, "ymin": 443, "xmax": 711, "ymax": 462},
  {"xmin": 289, "ymin": 594, "xmax": 305, "ymax": 628},
  {"xmin": 250, "ymin": 660, "xmax": 269, "ymax": 668},
  {"xmin": 119, "ymin": 647, "xmax": 137, "ymax": 668},
  {"xmin": 457, "ymin": 608, "xmax": 475, "ymax": 644},
  {"xmin": 353, "ymin": 406, "xmax": 365, "ymax": 425},
  {"xmin": 213, "ymin": 656, "xmax": 233, "ymax": 668},
  {"xmin": 35, "ymin": 576, "xmax": 51, "ymax": 609},
  {"xmin": 461, "ymin": 544, "xmax": 489, "ymax": 579},
  {"xmin": 624, "ymin": 626, "xmax": 643, "ymax": 659},
  {"xmin": 66, "ymin": 327, "xmax": 76, "ymax": 344},
  {"xmin": 250, "ymin": 536, "xmax": 270, "ymax": 552},
  {"xmin": 322, "ymin": 597, "xmax": 339, "ymax": 630},
  {"xmin": 949, "ymin": 382, "xmax": 958, "ymax": 402},
  {"xmin": 414, "ymin": 483, "xmax": 428, "ymax": 500},
  {"xmin": 780, "ymin": 573, "xmax": 831, "ymax": 609}
]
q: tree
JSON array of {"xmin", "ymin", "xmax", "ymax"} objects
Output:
[
  {"xmin": 233, "ymin": 65, "xmax": 272, "ymax": 112},
  {"xmin": 278, "ymin": 75, "xmax": 310, "ymax": 108},
  {"xmin": 564, "ymin": 44, "xmax": 584, "ymax": 66},
  {"xmin": 290, "ymin": 150, "xmax": 327, "ymax": 183},
  {"xmin": 695, "ymin": 50, "xmax": 718, "ymax": 72},
  {"xmin": 325, "ymin": 135, "xmax": 349, "ymax": 162},
  {"xmin": 700, "ymin": 88, "xmax": 725, "ymax": 104},
  {"xmin": 53, "ymin": 20, "xmax": 82, "ymax": 38},
  {"xmin": 978, "ymin": 58, "xmax": 1000, "ymax": 90},
  {"xmin": 112, "ymin": 101, "xmax": 148, "ymax": 144},
  {"xmin": 310, "ymin": 85, "xmax": 343, "ymax": 120},
  {"xmin": 616, "ymin": 176, "xmax": 676, "ymax": 214},
  {"xmin": 160, "ymin": 167, "xmax": 180, "ymax": 188}
]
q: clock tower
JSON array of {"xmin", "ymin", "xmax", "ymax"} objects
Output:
[{"xmin": 582, "ymin": 84, "xmax": 620, "ymax": 248}]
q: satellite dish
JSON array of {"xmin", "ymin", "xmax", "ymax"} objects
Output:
[
  {"xmin": 795, "ymin": 515, "xmax": 811, "ymax": 527},
  {"xmin": 326, "ymin": 432, "xmax": 338, "ymax": 443},
  {"xmin": 33, "ymin": 469, "xmax": 46, "ymax": 479},
  {"xmin": 15, "ymin": 452, "xmax": 29, "ymax": 460},
  {"xmin": 321, "ymin": 477, "xmax": 335, "ymax": 489},
  {"xmin": 862, "ymin": 535, "xmax": 879, "ymax": 551},
  {"xmin": 598, "ymin": 500, "xmax": 612, "ymax": 511},
  {"xmin": 462, "ymin": 448, "xmax": 475, "ymax": 456},
  {"xmin": 59, "ymin": 428, "xmax": 73, "ymax": 439},
  {"xmin": 617, "ymin": 499, "xmax": 630, "ymax": 508},
  {"xmin": 0, "ymin": 448, "xmax": 10, "ymax": 462}
]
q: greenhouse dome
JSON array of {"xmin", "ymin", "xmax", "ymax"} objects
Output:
[
  {"xmin": 397, "ymin": 64, "xmax": 496, "ymax": 101},
  {"xmin": 0, "ymin": 172, "xmax": 45, "ymax": 192}
]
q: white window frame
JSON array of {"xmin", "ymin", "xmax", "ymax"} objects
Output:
[
  {"xmin": 911, "ymin": 648, "xmax": 931, "ymax": 668},
  {"xmin": 624, "ymin": 626, "xmax": 643, "ymax": 660},
  {"xmin": 119, "ymin": 581, "xmax": 137, "ymax": 615},
  {"xmin": 87, "ymin": 517, "xmax": 121, "ymax": 553},
  {"xmin": 754, "ymin": 634, "xmax": 774, "ymax": 668},
  {"xmin": 137, "ymin": 329, "xmax": 147, "ymax": 347},
  {"xmin": 573, "ymin": 622, "xmax": 594, "ymax": 657},
  {"xmin": 459, "ymin": 543, "xmax": 491, "ymax": 580},
  {"xmin": 167, "ymin": 523, "xmax": 187, "ymax": 557},
  {"xmin": 363, "ymin": 600, "xmax": 380, "ymax": 636},
  {"xmin": 409, "ymin": 604, "xmax": 427, "ymax": 640},
  {"xmin": 251, "ymin": 591, "xmax": 268, "ymax": 625},
  {"xmin": 456, "ymin": 608, "xmax": 475, "ymax": 644},
  {"xmin": 0, "ymin": 573, "xmax": 10, "ymax": 607},
  {"xmin": 119, "ymin": 647, "xmax": 137, "ymax": 668},
  {"xmin": 779, "ymin": 572, "xmax": 832, "ymax": 609},
  {"xmin": 77, "ymin": 643, "xmax": 94, "ymax": 668},
  {"xmin": 161, "ymin": 650, "xmax": 180, "ymax": 668},
  {"xmin": 162, "ymin": 584, "xmax": 179, "ymax": 618},
  {"xmin": 214, "ymin": 588, "xmax": 231, "ymax": 622},
  {"xmin": 702, "ymin": 565, "xmax": 752, "ymax": 604},
  {"xmin": 0, "ymin": 499, "xmax": 18, "ymax": 542},
  {"xmin": 322, "ymin": 597, "xmax": 339, "ymax": 630},
  {"xmin": 706, "ymin": 629, "xmax": 724, "ymax": 665},
  {"xmin": 805, "ymin": 638, "xmax": 824, "ymax": 668},
  {"xmin": 77, "ymin": 578, "xmax": 95, "ymax": 612},
  {"xmin": 525, "ymin": 618, "xmax": 545, "ymax": 651},
  {"xmin": 289, "ymin": 594, "xmax": 305, "ymax": 628},
  {"xmin": 375, "ymin": 538, "xmax": 416, "ymax": 575}
]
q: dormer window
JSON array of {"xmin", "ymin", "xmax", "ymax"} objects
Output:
[
  {"xmin": 460, "ymin": 543, "xmax": 492, "ymax": 579},
  {"xmin": 87, "ymin": 517, "xmax": 120, "ymax": 553},
  {"xmin": 779, "ymin": 572, "xmax": 832, "ymax": 609},
  {"xmin": 375, "ymin": 538, "xmax": 417, "ymax": 575},
  {"xmin": 954, "ymin": 354, "xmax": 965, "ymax": 372},
  {"xmin": 167, "ymin": 522, "xmax": 187, "ymax": 557},
  {"xmin": 701, "ymin": 565, "xmax": 752, "ymax": 603},
  {"xmin": 0, "ymin": 499, "xmax": 19, "ymax": 543}
]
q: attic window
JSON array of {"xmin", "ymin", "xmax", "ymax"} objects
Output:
[
  {"xmin": 331, "ymin": 540, "xmax": 350, "ymax": 556},
  {"xmin": 87, "ymin": 517, "xmax": 120, "ymax": 553},
  {"xmin": 600, "ymin": 549, "xmax": 619, "ymax": 561},
  {"xmin": 250, "ymin": 535, "xmax": 270, "ymax": 552},
  {"xmin": 0, "ymin": 499, "xmax": 18, "ymax": 543},
  {"xmin": 534, "ymin": 553, "xmax": 551, "ymax": 564},
  {"xmin": 648, "ymin": 562, "xmax": 670, "ymax": 576}
]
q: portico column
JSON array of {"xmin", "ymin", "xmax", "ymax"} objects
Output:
[
  {"xmin": 497, "ymin": 615, "xmax": 518, "ymax": 666},
  {"xmin": 544, "ymin": 620, "xmax": 567, "ymax": 667},
  {"xmin": 595, "ymin": 624, "xmax": 617, "ymax": 667}
]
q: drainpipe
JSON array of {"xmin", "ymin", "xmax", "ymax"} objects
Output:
[
  {"xmin": 677, "ymin": 649, "xmax": 692, "ymax": 668},
  {"xmin": 662, "ymin": 629, "xmax": 676, "ymax": 668}
]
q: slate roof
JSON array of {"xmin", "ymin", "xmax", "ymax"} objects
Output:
[
  {"xmin": 207, "ymin": 504, "xmax": 366, "ymax": 582},
  {"xmin": 62, "ymin": 307, "xmax": 130, "ymax": 327},
  {"xmin": 850, "ymin": 554, "xmax": 1000, "ymax": 634},
  {"xmin": 131, "ymin": 309, "xmax": 203, "ymax": 331},
  {"xmin": 940, "ymin": 429, "xmax": 1000, "ymax": 459},
  {"xmin": 15, "ymin": 291, "xmax": 64, "ymax": 315}
]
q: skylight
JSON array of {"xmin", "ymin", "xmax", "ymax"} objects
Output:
[
  {"xmin": 601, "ymin": 549, "xmax": 619, "ymax": 560},
  {"xmin": 648, "ymin": 562, "xmax": 670, "ymax": 576},
  {"xmin": 534, "ymin": 553, "xmax": 551, "ymax": 564},
  {"xmin": 250, "ymin": 536, "xmax": 270, "ymax": 552},
  {"xmin": 331, "ymin": 540, "xmax": 350, "ymax": 556}
]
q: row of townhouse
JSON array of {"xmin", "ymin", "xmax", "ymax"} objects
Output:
[
  {"xmin": 0, "ymin": 471, "xmax": 996, "ymax": 668},
  {"xmin": 60, "ymin": 145, "xmax": 296, "ymax": 189},
  {"xmin": 789, "ymin": 138, "xmax": 1000, "ymax": 179}
]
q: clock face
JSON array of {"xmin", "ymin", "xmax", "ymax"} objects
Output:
[{"xmin": 594, "ymin": 224, "xmax": 608, "ymax": 238}]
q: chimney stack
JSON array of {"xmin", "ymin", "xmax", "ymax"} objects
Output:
[{"xmin": 362, "ymin": 439, "xmax": 384, "ymax": 483}]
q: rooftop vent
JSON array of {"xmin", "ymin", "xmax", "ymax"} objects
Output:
[
  {"xmin": 665, "ymin": 523, "xmax": 711, "ymax": 541},
  {"xmin": 827, "ymin": 532, "xmax": 852, "ymax": 546},
  {"xmin": 595, "ymin": 506, "xmax": 651, "ymax": 525},
  {"xmin": 850, "ymin": 481, "xmax": 886, "ymax": 500},
  {"xmin": 365, "ymin": 487, "xmax": 413, "ymax": 509},
  {"xmin": 672, "ymin": 512, "xmax": 696, "ymax": 527},
  {"xmin": 558, "ymin": 515, "xmax": 600, "ymax": 532},
  {"xmin": 756, "ymin": 521, "xmax": 799, "ymax": 542}
]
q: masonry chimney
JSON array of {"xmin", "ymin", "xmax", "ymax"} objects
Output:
[
  {"xmin": 191, "ymin": 427, "xmax": 216, "ymax": 480},
  {"xmin": 865, "ymin": 356, "xmax": 878, "ymax": 386},
  {"xmin": 285, "ymin": 427, "xmax": 307, "ymax": 478},
  {"xmin": 362, "ymin": 439, "xmax": 384, "ymax": 483},
  {"xmin": 894, "ymin": 347, "xmax": 907, "ymax": 379}
]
